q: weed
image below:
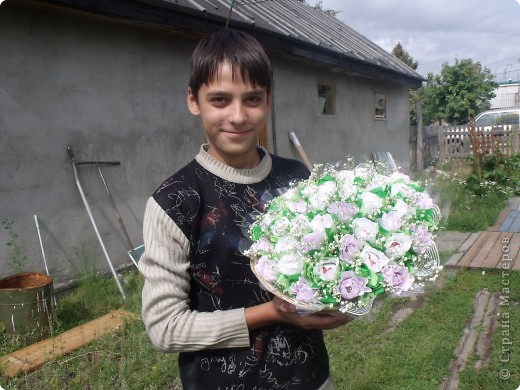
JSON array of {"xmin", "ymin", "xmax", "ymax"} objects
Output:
[{"xmin": 2, "ymin": 219, "xmax": 28, "ymax": 274}]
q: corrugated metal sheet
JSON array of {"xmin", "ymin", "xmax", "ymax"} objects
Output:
[{"xmin": 157, "ymin": 0, "xmax": 423, "ymax": 83}]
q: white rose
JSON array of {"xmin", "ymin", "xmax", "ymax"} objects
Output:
[
  {"xmin": 352, "ymin": 217, "xmax": 379, "ymax": 243},
  {"xmin": 287, "ymin": 199, "xmax": 308, "ymax": 213},
  {"xmin": 270, "ymin": 216, "xmax": 291, "ymax": 236},
  {"xmin": 289, "ymin": 214, "xmax": 311, "ymax": 236},
  {"xmin": 360, "ymin": 245, "xmax": 390, "ymax": 272},
  {"xmin": 359, "ymin": 191, "xmax": 383, "ymax": 214},
  {"xmin": 310, "ymin": 213, "xmax": 334, "ymax": 231},
  {"xmin": 274, "ymin": 236, "xmax": 299, "ymax": 253},
  {"xmin": 389, "ymin": 172, "xmax": 411, "ymax": 183},
  {"xmin": 384, "ymin": 233, "xmax": 413, "ymax": 260},
  {"xmin": 392, "ymin": 199, "xmax": 412, "ymax": 218},
  {"xmin": 390, "ymin": 182, "xmax": 414, "ymax": 198},
  {"xmin": 380, "ymin": 211, "xmax": 402, "ymax": 232},
  {"xmin": 313, "ymin": 258, "xmax": 340, "ymax": 282},
  {"xmin": 277, "ymin": 253, "xmax": 304, "ymax": 275},
  {"xmin": 414, "ymin": 193, "xmax": 434, "ymax": 210},
  {"xmin": 318, "ymin": 181, "xmax": 337, "ymax": 197}
]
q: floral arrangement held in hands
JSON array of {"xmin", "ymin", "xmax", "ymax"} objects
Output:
[{"xmin": 245, "ymin": 161, "xmax": 442, "ymax": 315}]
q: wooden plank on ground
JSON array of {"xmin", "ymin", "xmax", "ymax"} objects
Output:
[
  {"xmin": 468, "ymin": 232, "xmax": 501, "ymax": 268},
  {"xmin": 458, "ymin": 231, "xmax": 491, "ymax": 267},
  {"xmin": 509, "ymin": 233, "xmax": 520, "ymax": 271},
  {"xmin": 445, "ymin": 232, "xmax": 481, "ymax": 267},
  {"xmin": 489, "ymin": 208, "xmax": 512, "ymax": 232},
  {"xmin": 0, "ymin": 309, "xmax": 138, "ymax": 378},
  {"xmin": 499, "ymin": 210, "xmax": 520, "ymax": 233},
  {"xmin": 479, "ymin": 232, "xmax": 513, "ymax": 269}
]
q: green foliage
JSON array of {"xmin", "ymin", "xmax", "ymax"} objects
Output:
[
  {"xmin": 391, "ymin": 42, "xmax": 418, "ymax": 70},
  {"xmin": 391, "ymin": 42, "xmax": 420, "ymax": 125},
  {"xmin": 466, "ymin": 153, "xmax": 520, "ymax": 197},
  {"xmin": 2, "ymin": 219, "xmax": 28, "ymax": 274},
  {"xmin": 419, "ymin": 59, "xmax": 497, "ymax": 125}
]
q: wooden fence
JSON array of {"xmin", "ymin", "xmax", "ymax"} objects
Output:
[{"xmin": 417, "ymin": 125, "xmax": 520, "ymax": 166}]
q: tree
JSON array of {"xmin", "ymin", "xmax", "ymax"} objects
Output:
[
  {"xmin": 391, "ymin": 42, "xmax": 418, "ymax": 70},
  {"xmin": 391, "ymin": 43, "xmax": 420, "ymax": 125},
  {"xmin": 420, "ymin": 59, "xmax": 497, "ymax": 125}
]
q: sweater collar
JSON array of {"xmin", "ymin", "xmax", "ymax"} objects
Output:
[{"xmin": 195, "ymin": 144, "xmax": 272, "ymax": 184}]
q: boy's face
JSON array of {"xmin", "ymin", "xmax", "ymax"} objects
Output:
[{"xmin": 187, "ymin": 62, "xmax": 271, "ymax": 169}]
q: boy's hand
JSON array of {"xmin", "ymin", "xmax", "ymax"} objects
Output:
[
  {"xmin": 272, "ymin": 297, "xmax": 354, "ymax": 330},
  {"xmin": 245, "ymin": 298, "xmax": 354, "ymax": 331}
]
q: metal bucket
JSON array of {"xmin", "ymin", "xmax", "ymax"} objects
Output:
[{"xmin": 0, "ymin": 272, "xmax": 54, "ymax": 341}]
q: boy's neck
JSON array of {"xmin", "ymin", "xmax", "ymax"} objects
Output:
[{"xmin": 207, "ymin": 145, "xmax": 261, "ymax": 169}]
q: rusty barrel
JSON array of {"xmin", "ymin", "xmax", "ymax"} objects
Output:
[{"xmin": 0, "ymin": 272, "xmax": 54, "ymax": 341}]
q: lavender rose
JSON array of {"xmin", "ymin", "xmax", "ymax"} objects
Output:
[
  {"xmin": 256, "ymin": 255, "xmax": 278, "ymax": 283},
  {"xmin": 302, "ymin": 230, "xmax": 326, "ymax": 251},
  {"xmin": 411, "ymin": 224, "xmax": 434, "ymax": 254},
  {"xmin": 291, "ymin": 278, "xmax": 319, "ymax": 303},
  {"xmin": 380, "ymin": 211, "xmax": 402, "ymax": 232},
  {"xmin": 339, "ymin": 234, "xmax": 363, "ymax": 261},
  {"xmin": 338, "ymin": 271, "xmax": 372, "ymax": 300},
  {"xmin": 327, "ymin": 201, "xmax": 359, "ymax": 222},
  {"xmin": 382, "ymin": 262, "xmax": 414, "ymax": 294}
]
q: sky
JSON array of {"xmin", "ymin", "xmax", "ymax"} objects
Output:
[{"xmin": 307, "ymin": 0, "xmax": 520, "ymax": 82}]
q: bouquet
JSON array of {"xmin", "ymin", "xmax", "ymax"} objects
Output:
[{"xmin": 245, "ymin": 161, "xmax": 442, "ymax": 316}]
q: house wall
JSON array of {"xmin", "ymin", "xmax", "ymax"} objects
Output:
[
  {"xmin": 270, "ymin": 57, "xmax": 411, "ymax": 168},
  {"xmin": 0, "ymin": 3, "xmax": 412, "ymax": 283}
]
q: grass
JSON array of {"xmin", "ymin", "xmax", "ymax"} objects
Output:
[
  {"xmin": 1, "ymin": 265, "xmax": 519, "ymax": 389},
  {"xmin": 422, "ymin": 159, "xmax": 508, "ymax": 232},
  {"xmin": 2, "ymin": 157, "xmax": 519, "ymax": 388}
]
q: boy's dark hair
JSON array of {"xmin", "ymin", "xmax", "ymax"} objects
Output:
[{"xmin": 189, "ymin": 29, "xmax": 272, "ymax": 99}]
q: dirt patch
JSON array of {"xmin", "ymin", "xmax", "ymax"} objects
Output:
[
  {"xmin": 440, "ymin": 289, "xmax": 500, "ymax": 390},
  {"xmin": 382, "ymin": 294, "xmax": 426, "ymax": 335}
]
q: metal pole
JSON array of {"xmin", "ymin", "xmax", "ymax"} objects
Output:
[
  {"xmin": 67, "ymin": 146, "xmax": 126, "ymax": 299},
  {"xmin": 96, "ymin": 163, "xmax": 138, "ymax": 267},
  {"xmin": 34, "ymin": 214, "xmax": 57, "ymax": 306}
]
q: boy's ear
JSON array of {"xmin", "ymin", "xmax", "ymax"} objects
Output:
[{"xmin": 187, "ymin": 87, "xmax": 200, "ymax": 115}]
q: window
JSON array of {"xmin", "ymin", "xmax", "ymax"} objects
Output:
[
  {"xmin": 374, "ymin": 91, "xmax": 386, "ymax": 120},
  {"xmin": 317, "ymin": 83, "xmax": 336, "ymax": 115}
]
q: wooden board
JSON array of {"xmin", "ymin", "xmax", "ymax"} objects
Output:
[
  {"xmin": 445, "ymin": 232, "xmax": 481, "ymax": 267},
  {"xmin": 457, "ymin": 231, "xmax": 490, "ymax": 267},
  {"xmin": 0, "ymin": 309, "xmax": 138, "ymax": 378},
  {"xmin": 499, "ymin": 210, "xmax": 520, "ymax": 233}
]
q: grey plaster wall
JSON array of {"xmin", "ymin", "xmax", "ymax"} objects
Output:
[
  {"xmin": 0, "ymin": 4, "xmax": 202, "ymax": 283},
  {"xmin": 271, "ymin": 56, "xmax": 412, "ymax": 169},
  {"xmin": 0, "ymin": 4, "xmax": 412, "ymax": 284}
]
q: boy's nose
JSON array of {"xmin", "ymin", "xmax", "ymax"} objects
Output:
[{"xmin": 229, "ymin": 102, "xmax": 247, "ymax": 124}]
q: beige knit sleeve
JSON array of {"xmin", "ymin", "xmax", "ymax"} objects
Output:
[{"xmin": 138, "ymin": 197, "xmax": 251, "ymax": 353}]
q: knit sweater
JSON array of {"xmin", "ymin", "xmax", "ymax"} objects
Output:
[{"xmin": 139, "ymin": 145, "xmax": 330, "ymax": 389}]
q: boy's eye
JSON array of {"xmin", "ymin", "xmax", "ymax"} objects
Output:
[
  {"xmin": 246, "ymin": 96, "xmax": 263, "ymax": 105},
  {"xmin": 210, "ymin": 96, "xmax": 227, "ymax": 104}
]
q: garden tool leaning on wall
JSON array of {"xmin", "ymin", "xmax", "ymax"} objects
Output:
[{"xmin": 67, "ymin": 146, "xmax": 134, "ymax": 299}]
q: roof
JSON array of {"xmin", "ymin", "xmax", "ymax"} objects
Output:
[{"xmin": 32, "ymin": 0, "xmax": 425, "ymax": 87}]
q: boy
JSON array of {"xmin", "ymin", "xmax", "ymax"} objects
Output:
[{"xmin": 139, "ymin": 28, "xmax": 352, "ymax": 389}]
